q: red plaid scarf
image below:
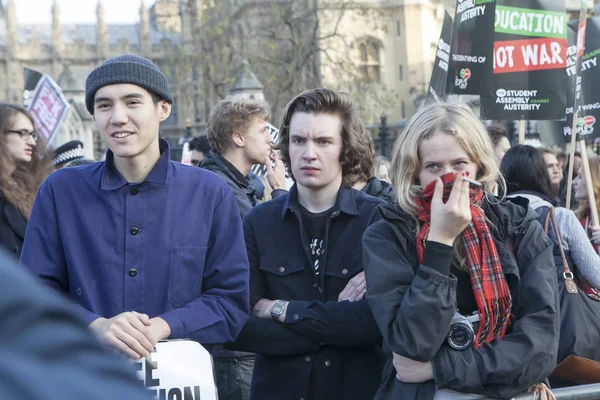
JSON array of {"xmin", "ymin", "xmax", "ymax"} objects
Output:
[{"xmin": 414, "ymin": 173, "xmax": 512, "ymax": 347}]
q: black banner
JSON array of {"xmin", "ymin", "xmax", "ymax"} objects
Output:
[
  {"xmin": 446, "ymin": 0, "xmax": 496, "ymax": 95},
  {"xmin": 428, "ymin": 11, "xmax": 453, "ymax": 100},
  {"xmin": 562, "ymin": 17, "xmax": 600, "ymax": 143},
  {"xmin": 480, "ymin": 0, "xmax": 567, "ymax": 120}
]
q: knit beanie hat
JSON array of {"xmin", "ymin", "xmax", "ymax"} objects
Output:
[{"xmin": 85, "ymin": 54, "xmax": 174, "ymax": 114}]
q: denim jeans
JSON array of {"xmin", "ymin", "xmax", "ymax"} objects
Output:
[{"xmin": 213, "ymin": 355, "xmax": 254, "ymax": 400}]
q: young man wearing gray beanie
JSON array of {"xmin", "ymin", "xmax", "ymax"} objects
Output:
[{"xmin": 21, "ymin": 54, "xmax": 250, "ymax": 360}]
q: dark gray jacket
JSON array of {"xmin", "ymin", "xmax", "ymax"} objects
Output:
[
  {"xmin": 363, "ymin": 197, "xmax": 560, "ymax": 400},
  {"xmin": 0, "ymin": 197, "xmax": 27, "ymax": 259},
  {"xmin": 361, "ymin": 177, "xmax": 397, "ymax": 204},
  {"xmin": 200, "ymin": 151, "xmax": 257, "ymax": 218}
]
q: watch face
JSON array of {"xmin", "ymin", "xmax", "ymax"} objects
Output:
[{"xmin": 271, "ymin": 301, "xmax": 284, "ymax": 317}]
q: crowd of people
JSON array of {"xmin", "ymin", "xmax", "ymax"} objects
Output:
[{"xmin": 0, "ymin": 53, "xmax": 599, "ymax": 400}]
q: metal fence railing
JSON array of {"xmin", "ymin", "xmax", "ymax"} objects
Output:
[{"xmin": 480, "ymin": 383, "xmax": 600, "ymax": 400}]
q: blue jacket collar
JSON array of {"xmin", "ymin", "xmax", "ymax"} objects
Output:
[
  {"xmin": 281, "ymin": 184, "xmax": 360, "ymax": 220},
  {"xmin": 101, "ymin": 138, "xmax": 171, "ymax": 191}
]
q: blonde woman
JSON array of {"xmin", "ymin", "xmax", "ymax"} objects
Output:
[
  {"xmin": 362, "ymin": 102, "xmax": 559, "ymax": 399},
  {"xmin": 372, "ymin": 156, "xmax": 392, "ymax": 184}
]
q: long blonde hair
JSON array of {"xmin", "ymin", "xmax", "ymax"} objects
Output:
[
  {"xmin": 574, "ymin": 155, "xmax": 600, "ymax": 220},
  {"xmin": 390, "ymin": 101, "xmax": 503, "ymax": 221}
]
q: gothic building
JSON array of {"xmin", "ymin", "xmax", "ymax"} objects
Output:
[{"xmin": 0, "ymin": 0, "xmax": 455, "ymax": 157}]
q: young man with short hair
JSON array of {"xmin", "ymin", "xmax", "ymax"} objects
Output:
[
  {"xmin": 201, "ymin": 96, "xmax": 286, "ymax": 400},
  {"xmin": 201, "ymin": 97, "xmax": 286, "ymax": 218},
  {"xmin": 21, "ymin": 54, "xmax": 249, "ymax": 360},
  {"xmin": 229, "ymin": 88, "xmax": 386, "ymax": 400}
]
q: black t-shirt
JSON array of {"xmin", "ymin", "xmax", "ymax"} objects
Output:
[
  {"xmin": 452, "ymin": 265, "xmax": 478, "ymax": 316},
  {"xmin": 299, "ymin": 204, "xmax": 333, "ymax": 276}
]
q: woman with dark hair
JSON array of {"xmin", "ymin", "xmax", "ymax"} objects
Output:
[
  {"xmin": 0, "ymin": 103, "xmax": 52, "ymax": 257},
  {"xmin": 501, "ymin": 145, "xmax": 600, "ymax": 289}
]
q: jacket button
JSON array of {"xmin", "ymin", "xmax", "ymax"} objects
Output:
[
  {"xmin": 293, "ymin": 314, "xmax": 299, "ymax": 320},
  {"xmin": 130, "ymin": 188, "xmax": 139, "ymax": 196},
  {"xmin": 341, "ymin": 269, "xmax": 348, "ymax": 275},
  {"xmin": 130, "ymin": 227, "xmax": 140, "ymax": 235},
  {"xmin": 319, "ymin": 287, "xmax": 323, "ymax": 293},
  {"xmin": 305, "ymin": 356, "xmax": 311, "ymax": 362},
  {"xmin": 325, "ymin": 360, "xmax": 331, "ymax": 366},
  {"xmin": 278, "ymin": 266, "xmax": 285, "ymax": 273},
  {"xmin": 128, "ymin": 269, "xmax": 138, "ymax": 277}
]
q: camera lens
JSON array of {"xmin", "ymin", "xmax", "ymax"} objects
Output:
[{"xmin": 448, "ymin": 324, "xmax": 474, "ymax": 350}]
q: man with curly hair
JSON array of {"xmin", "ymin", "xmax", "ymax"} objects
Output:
[{"xmin": 228, "ymin": 88, "xmax": 386, "ymax": 400}]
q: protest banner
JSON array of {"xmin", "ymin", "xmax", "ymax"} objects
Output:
[
  {"xmin": 480, "ymin": 0, "xmax": 568, "ymax": 122},
  {"xmin": 562, "ymin": 17, "xmax": 600, "ymax": 144},
  {"xmin": 446, "ymin": 0, "xmax": 496, "ymax": 96},
  {"xmin": 564, "ymin": 4, "xmax": 599, "ymax": 225},
  {"xmin": 25, "ymin": 69, "xmax": 70, "ymax": 146},
  {"xmin": 136, "ymin": 340, "xmax": 217, "ymax": 400},
  {"xmin": 427, "ymin": 11, "xmax": 453, "ymax": 100}
]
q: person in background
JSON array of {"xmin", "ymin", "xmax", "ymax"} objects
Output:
[
  {"xmin": 574, "ymin": 155, "xmax": 600, "ymax": 252},
  {"xmin": 502, "ymin": 145, "xmax": 600, "ymax": 374},
  {"xmin": 372, "ymin": 156, "xmax": 392, "ymax": 184},
  {"xmin": 53, "ymin": 140, "xmax": 85, "ymax": 169},
  {"xmin": 540, "ymin": 148, "xmax": 563, "ymax": 199},
  {"xmin": 200, "ymin": 96, "xmax": 287, "ymax": 400},
  {"xmin": 353, "ymin": 134, "xmax": 397, "ymax": 203},
  {"xmin": 486, "ymin": 125, "xmax": 511, "ymax": 165},
  {"xmin": 188, "ymin": 135, "xmax": 211, "ymax": 167},
  {"xmin": 503, "ymin": 145, "xmax": 600, "ymax": 289},
  {"xmin": 201, "ymin": 97, "xmax": 286, "ymax": 219},
  {"xmin": 0, "ymin": 103, "xmax": 52, "ymax": 258},
  {"xmin": 363, "ymin": 102, "xmax": 559, "ymax": 400},
  {"xmin": 0, "ymin": 250, "xmax": 153, "ymax": 400}
]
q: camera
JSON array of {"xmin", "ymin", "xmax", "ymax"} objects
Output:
[{"xmin": 446, "ymin": 312, "xmax": 479, "ymax": 351}]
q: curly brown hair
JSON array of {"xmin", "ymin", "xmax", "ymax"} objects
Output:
[
  {"xmin": 207, "ymin": 96, "xmax": 270, "ymax": 155},
  {"xmin": 0, "ymin": 103, "xmax": 53, "ymax": 217},
  {"xmin": 275, "ymin": 88, "xmax": 371, "ymax": 187}
]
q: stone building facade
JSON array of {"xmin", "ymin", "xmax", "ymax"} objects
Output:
[{"xmin": 0, "ymin": 0, "xmax": 452, "ymax": 156}]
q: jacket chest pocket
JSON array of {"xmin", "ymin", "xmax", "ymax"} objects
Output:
[
  {"xmin": 324, "ymin": 254, "xmax": 363, "ymax": 296},
  {"xmin": 168, "ymin": 246, "xmax": 207, "ymax": 308},
  {"xmin": 259, "ymin": 256, "xmax": 305, "ymax": 297}
]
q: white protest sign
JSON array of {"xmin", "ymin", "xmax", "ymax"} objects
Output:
[
  {"xmin": 135, "ymin": 340, "xmax": 217, "ymax": 400},
  {"xmin": 181, "ymin": 142, "xmax": 192, "ymax": 165},
  {"xmin": 27, "ymin": 74, "xmax": 70, "ymax": 146}
]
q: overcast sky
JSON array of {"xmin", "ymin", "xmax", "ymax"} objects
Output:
[{"xmin": 8, "ymin": 0, "xmax": 155, "ymax": 24}]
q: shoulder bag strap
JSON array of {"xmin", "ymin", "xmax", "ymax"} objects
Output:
[{"xmin": 545, "ymin": 207, "xmax": 578, "ymax": 294}]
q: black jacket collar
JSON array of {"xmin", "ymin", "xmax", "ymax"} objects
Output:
[{"xmin": 281, "ymin": 184, "xmax": 359, "ymax": 220}]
